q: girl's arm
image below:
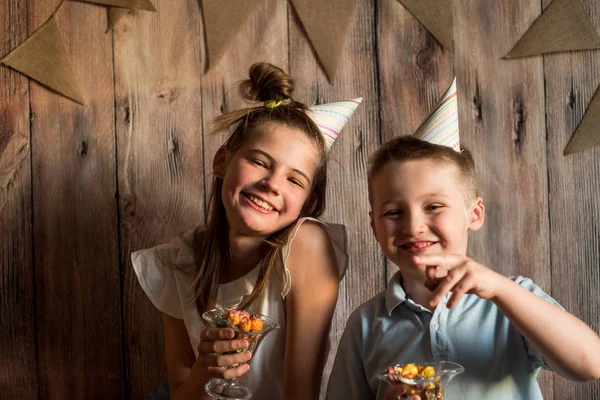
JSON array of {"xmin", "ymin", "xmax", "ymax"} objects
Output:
[
  {"xmin": 284, "ymin": 221, "xmax": 341, "ymax": 399},
  {"xmin": 161, "ymin": 313, "xmax": 251, "ymax": 400}
]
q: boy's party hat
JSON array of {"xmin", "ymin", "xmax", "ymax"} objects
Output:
[
  {"xmin": 414, "ymin": 78, "xmax": 460, "ymax": 151},
  {"xmin": 308, "ymin": 98, "xmax": 363, "ymax": 151}
]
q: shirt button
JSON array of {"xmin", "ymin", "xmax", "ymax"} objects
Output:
[{"xmin": 431, "ymin": 321, "xmax": 439, "ymax": 330}]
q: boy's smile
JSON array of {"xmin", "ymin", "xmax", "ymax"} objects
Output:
[{"xmin": 369, "ymin": 159, "xmax": 483, "ymax": 280}]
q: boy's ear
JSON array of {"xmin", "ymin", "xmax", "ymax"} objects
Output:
[
  {"xmin": 369, "ymin": 210, "xmax": 378, "ymax": 238},
  {"xmin": 212, "ymin": 146, "xmax": 228, "ymax": 178},
  {"xmin": 467, "ymin": 197, "xmax": 485, "ymax": 232}
]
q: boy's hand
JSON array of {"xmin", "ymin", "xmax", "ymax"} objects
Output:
[
  {"xmin": 384, "ymin": 384, "xmax": 420, "ymax": 400},
  {"xmin": 414, "ymin": 254, "xmax": 505, "ymax": 309}
]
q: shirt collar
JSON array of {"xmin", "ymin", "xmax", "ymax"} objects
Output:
[{"xmin": 385, "ymin": 270, "xmax": 409, "ymax": 315}]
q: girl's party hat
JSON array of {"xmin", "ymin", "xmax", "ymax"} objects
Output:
[
  {"xmin": 414, "ymin": 78, "xmax": 460, "ymax": 151},
  {"xmin": 307, "ymin": 98, "xmax": 363, "ymax": 151}
]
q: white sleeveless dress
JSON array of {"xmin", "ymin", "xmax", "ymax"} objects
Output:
[{"xmin": 131, "ymin": 217, "xmax": 349, "ymax": 400}]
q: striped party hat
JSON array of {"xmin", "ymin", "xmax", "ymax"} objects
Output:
[
  {"xmin": 414, "ymin": 78, "xmax": 460, "ymax": 151},
  {"xmin": 307, "ymin": 98, "xmax": 363, "ymax": 151}
]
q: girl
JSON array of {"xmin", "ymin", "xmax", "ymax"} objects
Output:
[{"xmin": 132, "ymin": 62, "xmax": 360, "ymax": 400}]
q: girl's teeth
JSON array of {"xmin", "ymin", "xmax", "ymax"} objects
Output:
[{"xmin": 248, "ymin": 195, "xmax": 273, "ymax": 211}]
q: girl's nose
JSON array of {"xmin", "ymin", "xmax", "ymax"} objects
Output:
[{"xmin": 259, "ymin": 175, "xmax": 281, "ymax": 194}]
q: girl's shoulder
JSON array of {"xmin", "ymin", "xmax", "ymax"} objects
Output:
[
  {"xmin": 130, "ymin": 229, "xmax": 199, "ymax": 318},
  {"xmin": 132, "ymin": 229, "xmax": 197, "ymax": 270},
  {"xmin": 280, "ymin": 218, "xmax": 349, "ymax": 296}
]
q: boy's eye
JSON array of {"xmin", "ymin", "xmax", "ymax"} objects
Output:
[
  {"xmin": 383, "ymin": 210, "xmax": 402, "ymax": 217},
  {"xmin": 425, "ymin": 204, "xmax": 444, "ymax": 211}
]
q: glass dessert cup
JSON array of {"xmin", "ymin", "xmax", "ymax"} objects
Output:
[
  {"xmin": 202, "ymin": 307, "xmax": 280, "ymax": 400},
  {"xmin": 378, "ymin": 361, "xmax": 464, "ymax": 399}
]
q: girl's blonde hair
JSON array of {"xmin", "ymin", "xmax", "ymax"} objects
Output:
[{"xmin": 191, "ymin": 62, "xmax": 328, "ymax": 316}]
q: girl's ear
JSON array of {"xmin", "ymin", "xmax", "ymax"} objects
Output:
[
  {"xmin": 212, "ymin": 146, "xmax": 228, "ymax": 178},
  {"xmin": 467, "ymin": 197, "xmax": 485, "ymax": 232}
]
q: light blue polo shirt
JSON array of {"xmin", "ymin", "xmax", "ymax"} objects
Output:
[{"xmin": 326, "ymin": 272, "xmax": 562, "ymax": 400}]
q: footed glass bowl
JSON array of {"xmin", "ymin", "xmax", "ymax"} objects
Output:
[
  {"xmin": 378, "ymin": 361, "xmax": 464, "ymax": 399},
  {"xmin": 202, "ymin": 307, "xmax": 280, "ymax": 399}
]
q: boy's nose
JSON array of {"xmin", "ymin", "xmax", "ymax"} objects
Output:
[{"xmin": 401, "ymin": 214, "xmax": 427, "ymax": 236}]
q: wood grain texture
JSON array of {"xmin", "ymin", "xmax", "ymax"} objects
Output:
[
  {"xmin": 378, "ymin": 0, "xmax": 454, "ymax": 281},
  {"xmin": 0, "ymin": 0, "xmax": 37, "ymax": 398},
  {"xmin": 453, "ymin": 1, "xmax": 554, "ymax": 396},
  {"xmin": 29, "ymin": 1, "xmax": 123, "ymax": 398},
  {"xmin": 113, "ymin": 0, "xmax": 206, "ymax": 396},
  {"xmin": 288, "ymin": 0, "xmax": 381, "ymax": 395},
  {"xmin": 543, "ymin": 0, "xmax": 600, "ymax": 398}
]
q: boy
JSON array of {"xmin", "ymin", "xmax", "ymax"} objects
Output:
[{"xmin": 326, "ymin": 136, "xmax": 600, "ymax": 400}]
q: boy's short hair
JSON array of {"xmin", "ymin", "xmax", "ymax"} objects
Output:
[{"xmin": 367, "ymin": 135, "xmax": 478, "ymax": 207}]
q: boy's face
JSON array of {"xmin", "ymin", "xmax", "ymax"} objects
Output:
[{"xmin": 369, "ymin": 159, "xmax": 484, "ymax": 277}]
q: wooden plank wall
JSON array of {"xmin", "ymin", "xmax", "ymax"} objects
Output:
[{"xmin": 1, "ymin": 0, "xmax": 599, "ymax": 398}]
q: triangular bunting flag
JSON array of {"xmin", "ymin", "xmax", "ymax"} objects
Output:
[
  {"xmin": 108, "ymin": 7, "xmax": 130, "ymax": 30},
  {"xmin": 289, "ymin": 0, "xmax": 358, "ymax": 83},
  {"xmin": 564, "ymin": 85, "xmax": 600, "ymax": 155},
  {"xmin": 505, "ymin": 0, "xmax": 600, "ymax": 58},
  {"xmin": 307, "ymin": 98, "xmax": 362, "ymax": 151},
  {"xmin": 202, "ymin": 0, "xmax": 263, "ymax": 72},
  {"xmin": 414, "ymin": 78, "xmax": 460, "ymax": 151},
  {"xmin": 396, "ymin": 0, "xmax": 453, "ymax": 50},
  {"xmin": 1, "ymin": 16, "xmax": 86, "ymax": 105},
  {"xmin": 71, "ymin": 0, "xmax": 156, "ymax": 12}
]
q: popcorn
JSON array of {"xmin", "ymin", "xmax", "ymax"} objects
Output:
[{"xmin": 383, "ymin": 363, "xmax": 444, "ymax": 399}]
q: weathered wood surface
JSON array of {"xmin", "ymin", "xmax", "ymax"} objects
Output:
[
  {"xmin": 0, "ymin": 0, "xmax": 36, "ymax": 398},
  {"xmin": 1, "ymin": 0, "xmax": 600, "ymax": 398},
  {"xmin": 544, "ymin": 0, "xmax": 600, "ymax": 398},
  {"xmin": 113, "ymin": 0, "xmax": 206, "ymax": 396},
  {"xmin": 28, "ymin": 0, "xmax": 124, "ymax": 398},
  {"xmin": 452, "ymin": 0, "xmax": 554, "ymax": 396}
]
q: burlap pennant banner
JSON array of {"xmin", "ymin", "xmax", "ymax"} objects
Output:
[
  {"xmin": 108, "ymin": 7, "xmax": 131, "ymax": 30},
  {"xmin": 505, "ymin": 0, "xmax": 600, "ymax": 58},
  {"xmin": 396, "ymin": 0, "xmax": 453, "ymax": 50},
  {"xmin": 1, "ymin": 15, "xmax": 86, "ymax": 105},
  {"xmin": 202, "ymin": 0, "xmax": 263, "ymax": 71},
  {"xmin": 564, "ymin": 85, "xmax": 600, "ymax": 155},
  {"xmin": 289, "ymin": 0, "xmax": 358, "ymax": 83},
  {"xmin": 71, "ymin": 0, "xmax": 156, "ymax": 12}
]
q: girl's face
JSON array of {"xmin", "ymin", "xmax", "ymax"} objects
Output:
[{"xmin": 219, "ymin": 124, "xmax": 321, "ymax": 238}]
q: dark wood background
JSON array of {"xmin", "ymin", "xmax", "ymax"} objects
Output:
[{"xmin": 2, "ymin": 0, "xmax": 599, "ymax": 398}]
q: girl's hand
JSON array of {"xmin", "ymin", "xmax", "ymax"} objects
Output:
[
  {"xmin": 414, "ymin": 254, "xmax": 506, "ymax": 309},
  {"xmin": 384, "ymin": 384, "xmax": 420, "ymax": 400},
  {"xmin": 195, "ymin": 327, "xmax": 252, "ymax": 380}
]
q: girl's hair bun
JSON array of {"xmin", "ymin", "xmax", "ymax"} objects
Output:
[{"xmin": 239, "ymin": 62, "xmax": 295, "ymax": 103}]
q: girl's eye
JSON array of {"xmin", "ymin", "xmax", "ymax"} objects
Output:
[
  {"xmin": 288, "ymin": 178, "xmax": 303, "ymax": 187},
  {"xmin": 252, "ymin": 159, "xmax": 267, "ymax": 167}
]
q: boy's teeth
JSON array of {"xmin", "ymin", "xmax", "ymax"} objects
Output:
[{"xmin": 248, "ymin": 195, "xmax": 273, "ymax": 211}]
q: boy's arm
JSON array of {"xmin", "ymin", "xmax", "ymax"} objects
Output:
[
  {"xmin": 420, "ymin": 253, "xmax": 600, "ymax": 382},
  {"xmin": 492, "ymin": 276, "xmax": 600, "ymax": 381},
  {"xmin": 326, "ymin": 311, "xmax": 373, "ymax": 400}
]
